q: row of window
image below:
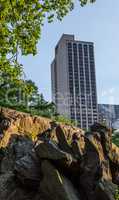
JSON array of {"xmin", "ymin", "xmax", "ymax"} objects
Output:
[{"xmin": 68, "ymin": 43, "xmax": 94, "ymax": 59}]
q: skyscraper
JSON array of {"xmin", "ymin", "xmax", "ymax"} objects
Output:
[
  {"xmin": 98, "ymin": 104, "xmax": 119, "ymax": 129},
  {"xmin": 51, "ymin": 34, "xmax": 98, "ymax": 129}
]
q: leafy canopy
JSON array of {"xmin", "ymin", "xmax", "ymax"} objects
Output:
[
  {"xmin": 0, "ymin": 0, "xmax": 96, "ymax": 59},
  {"xmin": 0, "ymin": 0, "xmax": 96, "ymax": 92},
  {"xmin": 0, "ymin": 0, "xmax": 96, "ymax": 119}
]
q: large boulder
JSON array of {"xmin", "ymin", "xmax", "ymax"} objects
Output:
[
  {"xmin": 85, "ymin": 132, "xmax": 112, "ymax": 181},
  {"xmin": 90, "ymin": 123, "xmax": 112, "ymax": 156},
  {"xmin": 0, "ymin": 135, "xmax": 33, "ymax": 173},
  {"xmin": 95, "ymin": 179, "xmax": 117, "ymax": 200},
  {"xmin": 71, "ymin": 132, "xmax": 84, "ymax": 160},
  {"xmin": 0, "ymin": 172, "xmax": 15, "ymax": 200},
  {"xmin": 56, "ymin": 125, "xmax": 73, "ymax": 154},
  {"xmin": 0, "ymin": 172, "xmax": 36, "ymax": 200},
  {"xmin": 35, "ymin": 140, "xmax": 81, "ymax": 179},
  {"xmin": 0, "ymin": 108, "xmax": 119, "ymax": 200},
  {"xmin": 79, "ymin": 136, "xmax": 102, "ymax": 200},
  {"xmin": 0, "ymin": 107, "xmax": 51, "ymax": 148},
  {"xmin": 14, "ymin": 152, "xmax": 41, "ymax": 189},
  {"xmin": 35, "ymin": 140, "xmax": 72, "ymax": 162},
  {"xmin": 39, "ymin": 160, "xmax": 80, "ymax": 200},
  {"xmin": 109, "ymin": 143, "xmax": 119, "ymax": 185},
  {"xmin": 56, "ymin": 125, "xmax": 85, "ymax": 155}
]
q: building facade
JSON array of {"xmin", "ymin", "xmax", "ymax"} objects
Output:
[
  {"xmin": 98, "ymin": 104, "xmax": 119, "ymax": 129},
  {"xmin": 51, "ymin": 34, "xmax": 98, "ymax": 129}
]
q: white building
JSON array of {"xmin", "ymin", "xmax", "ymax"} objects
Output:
[{"xmin": 98, "ymin": 104, "xmax": 119, "ymax": 129}]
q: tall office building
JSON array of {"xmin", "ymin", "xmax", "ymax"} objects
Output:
[{"xmin": 51, "ymin": 34, "xmax": 98, "ymax": 129}]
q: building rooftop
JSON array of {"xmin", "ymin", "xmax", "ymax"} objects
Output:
[{"xmin": 56, "ymin": 34, "xmax": 94, "ymax": 48}]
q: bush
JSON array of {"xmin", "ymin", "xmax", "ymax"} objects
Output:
[
  {"xmin": 115, "ymin": 188, "xmax": 119, "ymax": 200},
  {"xmin": 112, "ymin": 134, "xmax": 119, "ymax": 147},
  {"xmin": 52, "ymin": 115, "xmax": 76, "ymax": 126}
]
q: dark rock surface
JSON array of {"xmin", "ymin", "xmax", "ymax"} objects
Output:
[{"xmin": 0, "ymin": 108, "xmax": 119, "ymax": 200}]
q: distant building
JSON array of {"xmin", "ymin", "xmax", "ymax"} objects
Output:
[
  {"xmin": 98, "ymin": 104, "xmax": 119, "ymax": 129},
  {"xmin": 51, "ymin": 34, "xmax": 98, "ymax": 129}
]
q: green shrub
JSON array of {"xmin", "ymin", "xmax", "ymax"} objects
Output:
[
  {"xmin": 112, "ymin": 134, "xmax": 119, "ymax": 147},
  {"xmin": 52, "ymin": 115, "xmax": 76, "ymax": 126},
  {"xmin": 115, "ymin": 188, "xmax": 119, "ymax": 200}
]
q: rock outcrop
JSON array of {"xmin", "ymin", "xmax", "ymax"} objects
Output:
[{"xmin": 0, "ymin": 107, "xmax": 119, "ymax": 200}]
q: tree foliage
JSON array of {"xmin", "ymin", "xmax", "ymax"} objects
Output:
[
  {"xmin": 0, "ymin": 0, "xmax": 96, "ymax": 120},
  {"xmin": 115, "ymin": 188, "xmax": 119, "ymax": 200},
  {"xmin": 0, "ymin": 0, "xmax": 96, "ymax": 91},
  {"xmin": 112, "ymin": 134, "xmax": 119, "ymax": 147},
  {"xmin": 0, "ymin": 0, "xmax": 96, "ymax": 60}
]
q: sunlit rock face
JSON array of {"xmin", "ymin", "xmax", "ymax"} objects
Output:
[{"xmin": 0, "ymin": 107, "xmax": 119, "ymax": 200}]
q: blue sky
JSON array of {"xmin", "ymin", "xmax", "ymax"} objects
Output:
[{"xmin": 21, "ymin": 0, "xmax": 119, "ymax": 104}]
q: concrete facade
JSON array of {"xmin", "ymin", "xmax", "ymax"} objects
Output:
[{"xmin": 51, "ymin": 34, "xmax": 98, "ymax": 129}]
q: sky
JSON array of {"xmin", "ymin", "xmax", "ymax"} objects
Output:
[{"xmin": 21, "ymin": 0, "xmax": 119, "ymax": 105}]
